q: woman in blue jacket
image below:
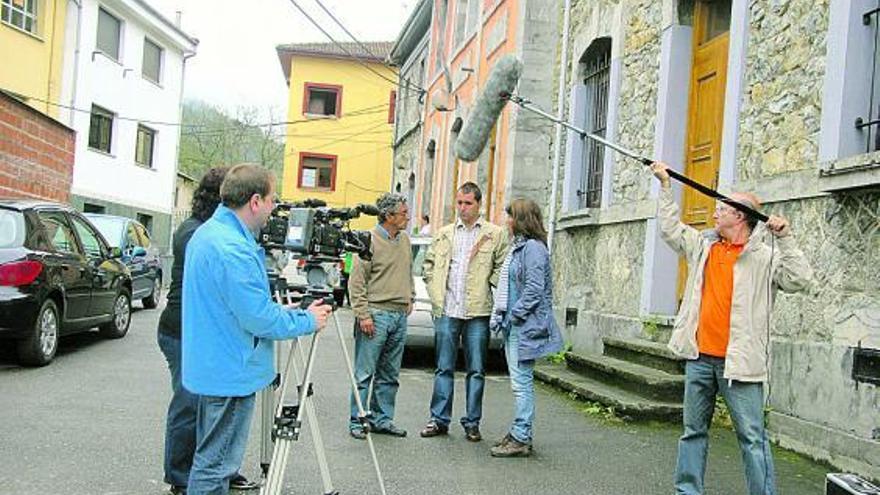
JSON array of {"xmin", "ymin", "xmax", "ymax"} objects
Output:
[{"xmin": 489, "ymin": 198, "xmax": 564, "ymax": 457}]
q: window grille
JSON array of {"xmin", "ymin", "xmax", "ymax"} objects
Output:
[
  {"xmin": 578, "ymin": 42, "xmax": 611, "ymax": 209},
  {"xmin": 856, "ymin": 5, "xmax": 880, "ymax": 153}
]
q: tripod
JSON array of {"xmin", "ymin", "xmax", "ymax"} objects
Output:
[{"xmin": 258, "ymin": 273, "xmax": 387, "ymax": 495}]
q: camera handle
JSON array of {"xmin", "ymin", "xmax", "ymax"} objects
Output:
[{"xmin": 259, "ymin": 277, "xmax": 387, "ymax": 495}]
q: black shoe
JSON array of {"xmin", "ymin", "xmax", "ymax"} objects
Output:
[
  {"xmin": 419, "ymin": 421, "xmax": 449, "ymax": 438},
  {"xmin": 372, "ymin": 423, "xmax": 407, "ymax": 437},
  {"xmin": 168, "ymin": 486, "xmax": 186, "ymax": 495},
  {"xmin": 464, "ymin": 425, "xmax": 482, "ymax": 442},
  {"xmin": 230, "ymin": 473, "xmax": 260, "ymax": 490},
  {"xmin": 350, "ymin": 427, "xmax": 367, "ymax": 440}
]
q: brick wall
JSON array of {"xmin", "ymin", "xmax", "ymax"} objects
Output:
[{"xmin": 0, "ymin": 91, "xmax": 75, "ymax": 202}]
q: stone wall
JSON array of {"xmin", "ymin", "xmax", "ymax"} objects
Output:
[
  {"xmin": 611, "ymin": 0, "xmax": 662, "ymax": 204},
  {"xmin": 737, "ymin": 0, "xmax": 829, "ymax": 179},
  {"xmin": 548, "ymin": 0, "xmax": 879, "ymax": 480},
  {"xmin": 506, "ymin": 0, "xmax": 560, "ymax": 204},
  {"xmin": 553, "ymin": 220, "xmax": 647, "ymax": 352}
]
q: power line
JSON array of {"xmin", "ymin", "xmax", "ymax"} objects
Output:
[
  {"xmin": 312, "ymin": 0, "xmax": 399, "ymax": 75},
  {"xmin": 312, "ymin": 0, "xmax": 427, "ymax": 98},
  {"xmin": 286, "ymin": 0, "xmax": 425, "ymax": 95},
  {"xmin": 179, "ymin": 104, "xmax": 392, "ymax": 136},
  {"xmin": 283, "ymin": 121, "xmax": 391, "ymax": 156}
]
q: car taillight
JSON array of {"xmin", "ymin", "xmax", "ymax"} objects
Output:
[
  {"xmin": 297, "ymin": 258, "xmax": 306, "ymax": 269},
  {"xmin": 0, "ymin": 260, "xmax": 43, "ymax": 287}
]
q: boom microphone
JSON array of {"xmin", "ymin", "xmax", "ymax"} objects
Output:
[{"xmin": 454, "ymin": 55, "xmax": 523, "ymax": 161}]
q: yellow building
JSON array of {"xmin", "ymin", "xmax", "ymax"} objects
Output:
[
  {"xmin": 0, "ymin": 0, "xmax": 67, "ymax": 118},
  {"xmin": 276, "ymin": 41, "xmax": 396, "ymax": 230}
]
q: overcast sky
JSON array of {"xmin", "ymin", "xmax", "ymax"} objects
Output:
[{"xmin": 152, "ymin": 0, "xmax": 415, "ymax": 119}]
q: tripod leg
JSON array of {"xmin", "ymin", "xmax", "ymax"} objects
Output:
[
  {"xmin": 260, "ymin": 339, "xmax": 287, "ymax": 475},
  {"xmin": 292, "ymin": 339, "xmax": 337, "ymax": 495},
  {"xmin": 332, "ymin": 312, "xmax": 387, "ymax": 495},
  {"xmin": 262, "ymin": 338, "xmax": 301, "ymax": 495}
]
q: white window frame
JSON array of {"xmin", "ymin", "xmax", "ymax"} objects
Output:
[
  {"xmin": 135, "ymin": 124, "xmax": 156, "ymax": 168},
  {"xmin": 562, "ymin": 37, "xmax": 619, "ymax": 213},
  {"xmin": 142, "ymin": 37, "xmax": 163, "ymax": 85},
  {"xmin": 1, "ymin": 0, "xmax": 39, "ymax": 35},
  {"xmin": 88, "ymin": 104, "xmax": 115, "ymax": 154},
  {"xmin": 96, "ymin": 6, "xmax": 122, "ymax": 61}
]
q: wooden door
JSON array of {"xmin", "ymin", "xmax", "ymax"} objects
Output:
[{"xmin": 678, "ymin": 0, "xmax": 732, "ymax": 298}]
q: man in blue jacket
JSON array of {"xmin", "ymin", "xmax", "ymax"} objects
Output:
[{"xmin": 182, "ymin": 163, "xmax": 332, "ymax": 495}]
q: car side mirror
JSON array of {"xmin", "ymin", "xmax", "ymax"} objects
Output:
[
  {"xmin": 108, "ymin": 247, "xmax": 123, "ymax": 259},
  {"xmin": 132, "ymin": 246, "xmax": 147, "ymax": 258}
]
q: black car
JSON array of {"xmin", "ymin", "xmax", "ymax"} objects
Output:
[
  {"xmin": 0, "ymin": 200, "xmax": 133, "ymax": 366},
  {"xmin": 84, "ymin": 214, "xmax": 162, "ymax": 309}
]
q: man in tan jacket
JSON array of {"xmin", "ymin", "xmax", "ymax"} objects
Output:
[
  {"xmin": 652, "ymin": 163, "xmax": 812, "ymax": 495},
  {"xmin": 419, "ymin": 182, "xmax": 508, "ymax": 442}
]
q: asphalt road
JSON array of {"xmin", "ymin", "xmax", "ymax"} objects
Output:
[{"xmin": 0, "ymin": 302, "xmax": 829, "ymax": 495}]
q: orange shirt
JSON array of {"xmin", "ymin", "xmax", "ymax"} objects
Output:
[{"xmin": 696, "ymin": 241, "xmax": 744, "ymax": 357}]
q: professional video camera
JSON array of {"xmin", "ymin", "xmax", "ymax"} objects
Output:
[
  {"xmin": 259, "ymin": 198, "xmax": 378, "ymax": 261},
  {"xmin": 259, "ymin": 198, "xmax": 378, "ymax": 308}
]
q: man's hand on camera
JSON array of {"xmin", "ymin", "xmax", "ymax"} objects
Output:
[
  {"xmin": 359, "ymin": 317, "xmax": 375, "ymax": 338},
  {"xmin": 307, "ymin": 300, "xmax": 333, "ymax": 331}
]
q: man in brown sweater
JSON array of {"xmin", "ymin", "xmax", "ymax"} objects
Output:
[{"xmin": 347, "ymin": 192, "xmax": 413, "ymax": 439}]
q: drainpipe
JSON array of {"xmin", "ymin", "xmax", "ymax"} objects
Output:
[
  {"xmin": 68, "ymin": 0, "xmax": 83, "ymax": 127},
  {"xmin": 168, "ymin": 48, "xmax": 197, "ymax": 248}
]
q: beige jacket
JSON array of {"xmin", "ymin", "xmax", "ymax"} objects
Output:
[
  {"xmin": 658, "ymin": 187, "xmax": 813, "ymax": 382},
  {"xmin": 423, "ymin": 221, "xmax": 508, "ymax": 318}
]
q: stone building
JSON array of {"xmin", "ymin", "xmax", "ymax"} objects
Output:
[
  {"xmin": 412, "ymin": 0, "xmax": 560, "ymax": 226},
  {"xmin": 547, "ymin": 0, "xmax": 879, "ymax": 480},
  {"xmin": 389, "ymin": 0, "xmax": 432, "ymax": 233}
]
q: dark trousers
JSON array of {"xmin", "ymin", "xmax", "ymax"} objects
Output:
[{"xmin": 158, "ymin": 332, "xmax": 198, "ymax": 488}]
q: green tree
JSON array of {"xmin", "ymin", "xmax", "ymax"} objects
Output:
[{"xmin": 178, "ymin": 100, "xmax": 284, "ymax": 189}]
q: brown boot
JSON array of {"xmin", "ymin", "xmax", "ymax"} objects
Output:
[
  {"xmin": 490, "ymin": 437, "xmax": 532, "ymax": 457},
  {"xmin": 493, "ymin": 433, "xmax": 512, "ymax": 448}
]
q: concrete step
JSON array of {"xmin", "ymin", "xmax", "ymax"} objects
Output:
[
  {"xmin": 534, "ymin": 361, "xmax": 683, "ymax": 422},
  {"xmin": 602, "ymin": 336, "xmax": 685, "ymax": 375},
  {"xmin": 564, "ymin": 351, "xmax": 684, "ymax": 402}
]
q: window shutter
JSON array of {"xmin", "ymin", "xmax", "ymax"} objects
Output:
[{"xmin": 562, "ymin": 84, "xmax": 588, "ymax": 212}]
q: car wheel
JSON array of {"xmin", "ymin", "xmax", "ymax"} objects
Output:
[
  {"xmin": 142, "ymin": 276, "xmax": 161, "ymax": 309},
  {"xmin": 17, "ymin": 299, "xmax": 60, "ymax": 366},
  {"xmin": 99, "ymin": 289, "xmax": 131, "ymax": 339}
]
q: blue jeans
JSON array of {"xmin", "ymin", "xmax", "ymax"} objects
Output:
[
  {"xmin": 503, "ymin": 324, "xmax": 535, "ymax": 444},
  {"xmin": 674, "ymin": 355, "xmax": 776, "ymax": 495},
  {"xmin": 188, "ymin": 394, "xmax": 256, "ymax": 495},
  {"xmin": 158, "ymin": 332, "xmax": 198, "ymax": 488},
  {"xmin": 428, "ymin": 316, "xmax": 489, "ymax": 428},
  {"xmin": 349, "ymin": 309, "xmax": 407, "ymax": 430}
]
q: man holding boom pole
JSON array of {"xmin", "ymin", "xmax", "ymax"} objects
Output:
[{"xmin": 651, "ymin": 162, "xmax": 812, "ymax": 495}]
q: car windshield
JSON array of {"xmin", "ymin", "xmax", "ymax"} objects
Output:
[
  {"xmin": 0, "ymin": 208, "xmax": 25, "ymax": 248},
  {"xmin": 86, "ymin": 216, "xmax": 126, "ymax": 248}
]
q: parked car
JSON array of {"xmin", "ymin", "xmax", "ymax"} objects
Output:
[
  {"xmin": 405, "ymin": 235, "xmax": 504, "ymax": 357},
  {"xmin": 0, "ymin": 200, "xmax": 133, "ymax": 366},
  {"xmin": 84, "ymin": 214, "xmax": 163, "ymax": 309}
]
